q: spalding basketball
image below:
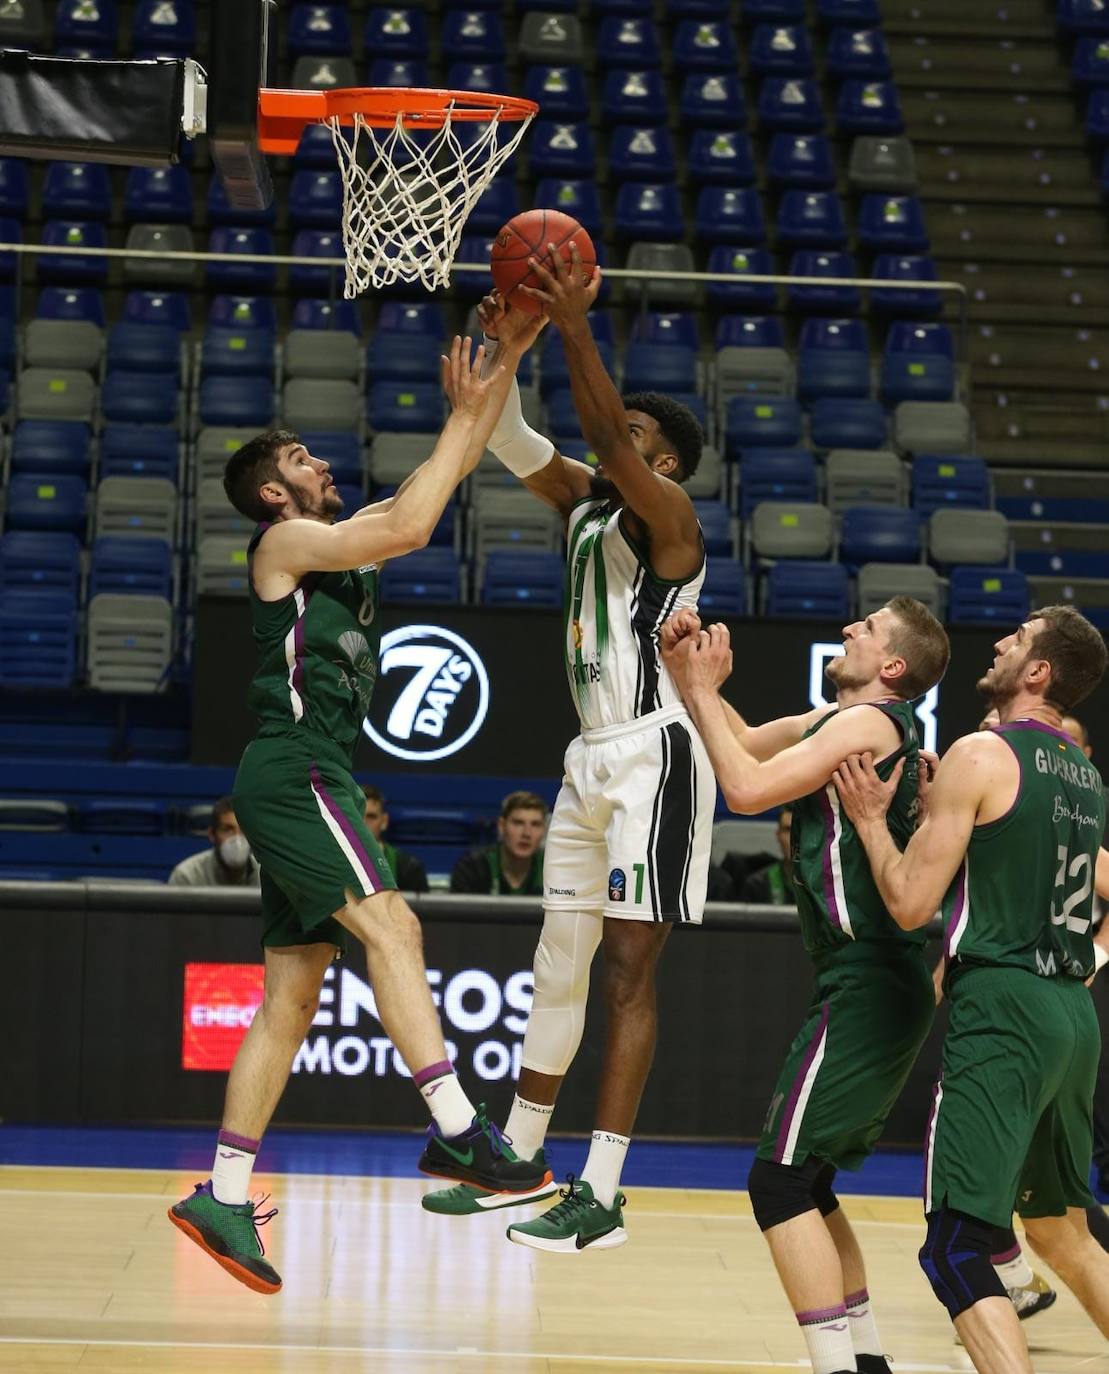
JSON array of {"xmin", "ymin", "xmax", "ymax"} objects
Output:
[{"xmin": 490, "ymin": 209, "xmax": 596, "ymax": 316}]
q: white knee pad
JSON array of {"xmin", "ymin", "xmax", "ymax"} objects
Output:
[{"xmin": 520, "ymin": 908, "xmax": 602, "ymax": 1076}]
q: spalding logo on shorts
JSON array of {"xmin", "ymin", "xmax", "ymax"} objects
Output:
[{"xmin": 362, "ymin": 624, "xmax": 490, "ymax": 764}]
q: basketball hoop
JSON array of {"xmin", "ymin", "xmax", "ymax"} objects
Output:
[{"xmin": 258, "ymin": 87, "xmax": 538, "ymax": 298}]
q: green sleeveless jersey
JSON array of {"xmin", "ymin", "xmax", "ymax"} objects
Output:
[
  {"xmin": 792, "ymin": 700, "xmax": 925, "ymax": 960},
  {"xmin": 943, "ymin": 721, "xmax": 1105, "ymax": 980},
  {"xmin": 244, "ymin": 523, "xmax": 381, "ymax": 760}
]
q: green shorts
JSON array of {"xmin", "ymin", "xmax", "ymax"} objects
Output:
[
  {"xmin": 924, "ymin": 965, "xmax": 1098, "ymax": 1228},
  {"xmin": 758, "ymin": 948, "xmax": 935, "ymax": 1171},
  {"xmin": 232, "ymin": 728, "xmax": 396, "ymax": 951}
]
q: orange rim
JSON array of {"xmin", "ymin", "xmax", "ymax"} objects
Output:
[{"xmin": 258, "ymin": 86, "xmax": 539, "ymax": 155}]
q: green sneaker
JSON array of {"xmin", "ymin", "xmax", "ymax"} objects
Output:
[
  {"xmin": 506, "ymin": 1176, "xmax": 628, "ymax": 1253},
  {"xmin": 168, "ymin": 1181, "xmax": 282, "ymax": 1294},
  {"xmin": 422, "ymin": 1149, "xmax": 559, "ymax": 1214}
]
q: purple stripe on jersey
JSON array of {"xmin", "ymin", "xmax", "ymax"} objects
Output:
[
  {"xmin": 775, "ymin": 999, "xmax": 830, "ymax": 1164},
  {"xmin": 996, "ymin": 719, "xmax": 1076, "ymax": 746},
  {"xmin": 818, "ymin": 787, "xmax": 845, "ymax": 932},
  {"xmin": 290, "ymin": 583, "xmax": 314, "ymax": 713},
  {"xmin": 943, "ymin": 860, "xmax": 967, "ymax": 958},
  {"xmin": 309, "ymin": 764, "xmax": 386, "ymax": 894}
]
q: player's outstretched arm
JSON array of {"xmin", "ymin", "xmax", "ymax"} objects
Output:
[
  {"xmin": 832, "ymin": 737, "xmax": 989, "ymax": 928},
  {"xmin": 669, "ymin": 624, "xmax": 898, "ymax": 812}
]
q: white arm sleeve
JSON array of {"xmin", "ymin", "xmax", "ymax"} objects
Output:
[{"xmin": 479, "ymin": 335, "xmax": 555, "ymax": 479}]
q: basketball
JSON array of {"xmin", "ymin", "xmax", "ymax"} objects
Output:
[{"xmin": 490, "ymin": 209, "xmax": 596, "ymax": 316}]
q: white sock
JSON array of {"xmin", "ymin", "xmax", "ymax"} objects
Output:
[
  {"xmin": 418, "ymin": 1069, "xmax": 474, "ymax": 1139},
  {"xmin": 580, "ymin": 1129, "xmax": 630, "ymax": 1209},
  {"xmin": 505, "ymin": 1095, "xmax": 554, "ymax": 1160},
  {"xmin": 845, "ymin": 1288, "xmax": 882, "ymax": 1358},
  {"xmin": 211, "ymin": 1130, "xmax": 259, "ymax": 1206},
  {"xmin": 797, "ymin": 1304, "xmax": 856, "ymax": 1374},
  {"xmin": 994, "ymin": 1251, "xmax": 1034, "ymax": 1288}
]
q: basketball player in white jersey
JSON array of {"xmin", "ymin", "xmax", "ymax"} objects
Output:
[{"xmin": 423, "ymin": 244, "xmax": 715, "ymax": 1250}]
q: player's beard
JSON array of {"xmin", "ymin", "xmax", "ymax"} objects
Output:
[
  {"xmin": 977, "ymin": 650, "xmax": 1026, "ymax": 707},
  {"xmin": 288, "ymin": 478, "xmax": 342, "ymax": 522},
  {"xmin": 825, "ymin": 653, "xmax": 870, "ymax": 694}
]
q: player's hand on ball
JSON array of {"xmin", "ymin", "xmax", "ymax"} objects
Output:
[
  {"xmin": 477, "ymin": 291, "xmax": 507, "ymax": 341},
  {"xmin": 833, "ymin": 753, "xmax": 900, "ymax": 827},
  {"xmin": 441, "ymin": 336, "xmax": 503, "ymax": 420},
  {"xmin": 521, "ymin": 241, "xmax": 602, "ymax": 326}
]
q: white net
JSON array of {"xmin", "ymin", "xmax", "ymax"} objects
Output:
[{"xmin": 326, "ymin": 103, "xmax": 534, "ymax": 298}]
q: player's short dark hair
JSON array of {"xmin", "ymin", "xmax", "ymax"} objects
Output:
[
  {"xmin": 1028, "ymin": 605, "xmax": 1108, "ymax": 711},
  {"xmin": 885, "ymin": 596, "xmax": 951, "ymax": 702},
  {"xmin": 501, "ymin": 790, "xmax": 548, "ymax": 820},
  {"xmin": 361, "ymin": 783, "xmax": 386, "ymax": 808},
  {"xmin": 224, "ymin": 429, "xmax": 300, "ymax": 523},
  {"xmin": 211, "ymin": 796, "xmax": 237, "ymax": 827},
  {"xmin": 622, "ymin": 391, "xmax": 704, "ymax": 482}
]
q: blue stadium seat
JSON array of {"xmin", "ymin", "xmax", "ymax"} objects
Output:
[
  {"xmin": 132, "ymin": 0, "xmax": 196, "ymax": 54},
  {"xmin": 887, "ymin": 321, "xmax": 953, "ymax": 359},
  {"xmin": 298, "ymin": 431, "xmax": 363, "ymax": 486},
  {"xmin": 101, "ymin": 371, "xmax": 180, "ymax": 427},
  {"xmin": 89, "ymin": 536, "xmax": 173, "ymax": 599},
  {"xmin": 55, "ymin": 0, "xmax": 117, "ymax": 49},
  {"xmin": 674, "ymin": 19, "xmax": 740, "ymax": 72},
  {"xmin": 840, "ymin": 506, "xmax": 920, "ymax": 566},
  {"xmin": 287, "ymin": 4, "xmax": 352, "ymax": 57},
  {"xmin": 123, "ymin": 289, "xmax": 190, "ymax": 332},
  {"xmin": 10, "ymin": 420, "xmax": 92, "ymax": 476},
  {"xmin": 198, "ymin": 376, "xmax": 275, "ymax": 429},
  {"xmin": 633, "ymin": 311, "xmax": 701, "ymax": 349},
  {"xmin": 680, "ymin": 72, "xmax": 746, "ymax": 129},
  {"xmin": 448, "ymin": 61, "xmax": 510, "ymax": 94},
  {"xmin": 99, "ymin": 425, "xmax": 180, "ymax": 482},
  {"xmin": 124, "ymin": 166, "xmax": 193, "ymax": 224},
  {"xmin": 767, "ymin": 133, "xmax": 836, "ymax": 189},
  {"xmin": 5, "ymin": 475, "xmax": 88, "ymax": 534},
  {"xmin": 601, "ymin": 68, "xmax": 669, "ymax": 125},
  {"xmin": 381, "ymin": 548, "xmax": 462, "ymax": 605},
  {"xmin": 786, "ymin": 251, "xmax": 862, "ymax": 314},
  {"xmin": 911, "ymin": 455, "xmax": 990, "ymax": 517},
  {"xmin": 826, "ymin": 27, "xmax": 891, "ymax": 80},
  {"xmin": 757, "ymin": 78, "xmax": 825, "ymax": 132},
  {"xmin": 0, "ymin": 591, "xmax": 78, "ymax": 688},
  {"xmin": 592, "ymin": 0, "xmax": 653, "ymax": 12},
  {"xmin": 42, "ymin": 163, "xmax": 111, "ymax": 221},
  {"xmin": 205, "ymin": 228, "xmax": 277, "ymax": 293},
  {"xmin": 880, "ymin": 350, "xmax": 956, "ymax": 404},
  {"xmin": 749, "ymin": 24, "xmax": 814, "ymax": 77},
  {"xmin": 0, "ymin": 531, "xmax": 81, "ymax": 597},
  {"xmin": 201, "ymin": 326, "xmax": 277, "ymax": 379},
  {"xmin": 545, "ymin": 388, "xmax": 583, "ymax": 438},
  {"xmin": 739, "ymin": 448, "xmax": 818, "ymax": 518},
  {"xmin": 364, "ymin": 7, "xmax": 429, "ymax": 59},
  {"xmin": 797, "ymin": 318, "xmax": 871, "ymax": 402},
  {"xmin": 705, "ymin": 246, "xmax": 778, "ymax": 310},
  {"xmin": 597, "ymin": 16, "xmax": 662, "ymax": 66},
  {"xmin": 1086, "ymin": 88, "xmax": 1109, "ymax": 143},
  {"xmin": 0, "ymin": 217, "xmax": 20, "ymax": 279},
  {"xmin": 947, "ymin": 567, "xmax": 1029, "ymax": 625},
  {"xmin": 725, "ymin": 397, "xmax": 803, "ymax": 456},
  {"xmin": 809, "ymin": 398, "xmax": 887, "ymax": 450},
  {"xmin": 368, "ymin": 381, "xmax": 444, "ymax": 432},
  {"xmin": 106, "ymin": 322, "xmax": 180, "ymax": 377},
  {"xmin": 688, "ymin": 130, "xmax": 757, "ymax": 185},
  {"xmin": 743, "ymin": 0, "xmax": 806, "ymax": 20},
  {"xmin": 1014, "ymin": 548, "xmax": 1109, "ymax": 577},
  {"xmin": 208, "ymin": 294, "xmax": 277, "ymax": 332},
  {"xmin": 695, "ymin": 186, "xmax": 766, "ymax": 245},
  {"xmin": 288, "ymin": 230, "xmax": 344, "ymax": 294},
  {"xmin": 837, "ymin": 81, "xmax": 904, "ymax": 136},
  {"xmin": 0, "ymin": 159, "xmax": 29, "ymax": 218},
  {"xmin": 715, "ymin": 315, "xmax": 785, "ymax": 349},
  {"xmin": 693, "ymin": 500, "xmax": 735, "ymax": 556},
  {"xmin": 777, "ymin": 190, "xmax": 849, "ymax": 250},
  {"xmin": 207, "ymin": 174, "xmax": 277, "ymax": 227},
  {"xmin": 608, "ymin": 126, "xmax": 677, "ymax": 182},
  {"xmin": 615, "ymin": 182, "xmax": 686, "ymax": 240},
  {"xmin": 442, "ymin": 8, "xmax": 505, "ymax": 61},
  {"xmin": 528, "ymin": 121, "xmax": 596, "ymax": 178},
  {"xmin": 367, "ymin": 58, "xmax": 430, "ymax": 88},
  {"xmin": 816, "ymin": 0, "xmax": 883, "ymax": 23},
  {"xmin": 38, "ymin": 221, "xmax": 108, "ymax": 285},
  {"xmin": 464, "ymin": 178, "xmax": 519, "ymax": 235},
  {"xmin": 857, "ymin": 195, "xmax": 930, "ymax": 253},
  {"xmin": 482, "ymin": 550, "xmax": 564, "ymax": 607},
  {"xmin": 698, "ymin": 560, "xmax": 748, "ymax": 614},
  {"xmin": 366, "ymin": 333, "xmax": 444, "ymax": 385},
  {"xmin": 375, "ymin": 300, "xmax": 445, "ymax": 340},
  {"xmin": 534, "ymin": 179, "xmax": 604, "ymax": 236},
  {"xmin": 539, "ymin": 333, "xmax": 616, "ymax": 398},
  {"xmin": 623, "ymin": 341, "xmax": 698, "ymax": 393},
  {"xmin": 449, "ymin": 234, "xmax": 495, "ymax": 303},
  {"xmin": 1072, "ymin": 37, "xmax": 1109, "ymax": 88},
  {"xmin": 291, "ymin": 297, "xmax": 362, "ymax": 334},
  {"xmin": 288, "ymin": 171, "xmax": 343, "ymax": 229},
  {"xmin": 766, "ymin": 561, "xmax": 850, "ymax": 618},
  {"xmin": 870, "ymin": 255, "xmax": 942, "ymax": 317},
  {"xmin": 293, "ymin": 124, "xmax": 339, "ymax": 171},
  {"xmin": 525, "ymin": 66, "xmax": 591, "ymax": 121}
]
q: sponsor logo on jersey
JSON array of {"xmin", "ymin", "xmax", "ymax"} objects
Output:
[
  {"xmin": 364, "ymin": 624, "xmax": 490, "ymax": 763},
  {"xmin": 571, "ymin": 619, "xmax": 584, "ymax": 650},
  {"xmin": 608, "ymin": 868, "xmax": 626, "ymax": 902}
]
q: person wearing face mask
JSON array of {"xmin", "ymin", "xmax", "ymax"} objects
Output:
[{"xmin": 169, "ymin": 796, "xmax": 260, "ymax": 887}]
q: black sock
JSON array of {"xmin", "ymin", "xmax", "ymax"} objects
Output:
[{"xmin": 857, "ymin": 1357, "xmax": 892, "ymax": 1374}]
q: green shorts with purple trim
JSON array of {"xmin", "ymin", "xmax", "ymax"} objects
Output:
[
  {"xmin": 757, "ymin": 947, "xmax": 934, "ymax": 1172},
  {"xmin": 232, "ymin": 729, "xmax": 396, "ymax": 951}
]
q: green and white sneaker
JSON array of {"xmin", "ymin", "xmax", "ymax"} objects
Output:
[
  {"xmin": 506, "ymin": 1176, "xmax": 628, "ymax": 1253},
  {"xmin": 422, "ymin": 1148, "xmax": 558, "ymax": 1214}
]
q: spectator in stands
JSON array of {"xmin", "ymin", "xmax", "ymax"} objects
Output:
[
  {"xmin": 451, "ymin": 791, "xmax": 547, "ymax": 896},
  {"xmin": 739, "ymin": 809, "xmax": 796, "ymax": 906},
  {"xmin": 360, "ymin": 784, "xmax": 428, "ymax": 893},
  {"xmin": 168, "ymin": 796, "xmax": 260, "ymax": 887}
]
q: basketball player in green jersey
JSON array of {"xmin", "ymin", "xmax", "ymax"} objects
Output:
[
  {"xmin": 662, "ymin": 601, "xmax": 949, "ymax": 1374},
  {"xmin": 833, "ymin": 606, "xmax": 1109, "ymax": 1373},
  {"xmin": 168, "ymin": 335, "xmax": 553, "ymax": 1294}
]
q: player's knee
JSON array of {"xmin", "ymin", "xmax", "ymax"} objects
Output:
[
  {"xmin": 1023, "ymin": 1215, "xmax": 1075, "ymax": 1271},
  {"xmin": 747, "ymin": 1157, "xmax": 826, "ymax": 1232},
  {"xmin": 918, "ymin": 1208, "xmax": 1005, "ymax": 1319},
  {"xmin": 602, "ymin": 926, "xmax": 667, "ymax": 1006},
  {"xmin": 532, "ymin": 911, "xmax": 598, "ymax": 1004},
  {"xmin": 351, "ymin": 890, "xmax": 422, "ymax": 955}
]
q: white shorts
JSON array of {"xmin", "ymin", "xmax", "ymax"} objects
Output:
[{"xmin": 543, "ymin": 703, "xmax": 716, "ymax": 924}]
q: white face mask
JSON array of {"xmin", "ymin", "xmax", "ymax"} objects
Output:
[{"xmin": 218, "ymin": 834, "xmax": 251, "ymax": 869}]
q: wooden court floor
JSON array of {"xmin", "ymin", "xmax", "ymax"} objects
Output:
[{"xmin": 0, "ymin": 1166, "xmax": 1104, "ymax": 1373}]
